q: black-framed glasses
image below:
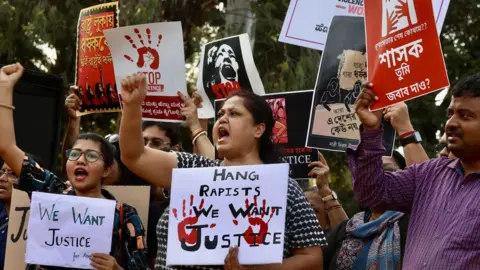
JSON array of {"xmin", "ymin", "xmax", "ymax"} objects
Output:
[
  {"xmin": 144, "ymin": 138, "xmax": 171, "ymax": 149},
  {"xmin": 434, "ymin": 143, "xmax": 448, "ymax": 153},
  {"xmin": 66, "ymin": 149, "xmax": 102, "ymax": 163}
]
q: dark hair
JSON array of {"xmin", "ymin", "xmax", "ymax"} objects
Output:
[
  {"xmin": 224, "ymin": 90, "xmax": 280, "ymax": 164},
  {"xmin": 451, "ymin": 73, "xmax": 480, "ymax": 98},
  {"xmin": 392, "ymin": 150, "xmax": 406, "ymax": 170},
  {"xmin": 142, "ymin": 121, "xmax": 181, "ymax": 146},
  {"xmin": 74, "ymin": 133, "xmax": 115, "ymax": 168}
]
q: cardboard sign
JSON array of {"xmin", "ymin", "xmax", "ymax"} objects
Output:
[
  {"xmin": 104, "ymin": 22, "xmax": 188, "ymax": 122},
  {"xmin": 25, "ymin": 192, "xmax": 116, "ymax": 268},
  {"xmin": 279, "ymin": 0, "xmax": 450, "ymax": 51},
  {"xmin": 214, "ymin": 91, "xmax": 319, "ymax": 179},
  {"xmin": 196, "ymin": 34, "xmax": 265, "ymax": 119},
  {"xmin": 306, "ymin": 16, "xmax": 395, "ymax": 154},
  {"xmin": 4, "ymin": 186, "xmax": 150, "ymax": 269},
  {"xmin": 75, "ymin": 2, "xmax": 121, "ymax": 116},
  {"xmin": 366, "ymin": 0, "xmax": 450, "ymax": 110},
  {"xmin": 167, "ymin": 164, "xmax": 289, "ymax": 265}
]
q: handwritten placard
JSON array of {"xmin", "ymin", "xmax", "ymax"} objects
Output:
[
  {"xmin": 167, "ymin": 164, "xmax": 289, "ymax": 265},
  {"xmin": 25, "ymin": 192, "xmax": 115, "ymax": 269}
]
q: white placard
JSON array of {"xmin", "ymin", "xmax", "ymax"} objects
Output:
[
  {"xmin": 104, "ymin": 22, "xmax": 188, "ymax": 122},
  {"xmin": 196, "ymin": 34, "xmax": 265, "ymax": 119},
  {"xmin": 25, "ymin": 192, "xmax": 115, "ymax": 269},
  {"xmin": 167, "ymin": 164, "xmax": 289, "ymax": 265},
  {"xmin": 279, "ymin": 0, "xmax": 450, "ymax": 51}
]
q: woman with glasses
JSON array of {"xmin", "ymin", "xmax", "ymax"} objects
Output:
[{"xmin": 0, "ymin": 64, "xmax": 149, "ymax": 270}]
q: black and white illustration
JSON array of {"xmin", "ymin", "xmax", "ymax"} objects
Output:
[
  {"xmin": 196, "ymin": 34, "xmax": 265, "ymax": 119},
  {"xmin": 306, "ymin": 16, "xmax": 395, "ymax": 155}
]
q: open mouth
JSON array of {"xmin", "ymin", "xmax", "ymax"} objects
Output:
[
  {"xmin": 0, "ymin": 185, "xmax": 8, "ymax": 193},
  {"xmin": 221, "ymin": 65, "xmax": 237, "ymax": 80},
  {"xmin": 74, "ymin": 168, "xmax": 89, "ymax": 181},
  {"xmin": 218, "ymin": 127, "xmax": 230, "ymax": 143}
]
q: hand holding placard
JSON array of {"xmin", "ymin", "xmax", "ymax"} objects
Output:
[{"xmin": 354, "ymin": 83, "xmax": 383, "ymax": 131}]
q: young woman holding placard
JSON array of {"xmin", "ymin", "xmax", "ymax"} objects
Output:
[
  {"xmin": 0, "ymin": 63, "xmax": 149, "ymax": 270},
  {"xmin": 119, "ymin": 73, "xmax": 327, "ymax": 269}
]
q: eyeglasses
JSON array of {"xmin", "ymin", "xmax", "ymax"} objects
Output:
[
  {"xmin": 66, "ymin": 149, "xmax": 102, "ymax": 163},
  {"xmin": 0, "ymin": 169, "xmax": 15, "ymax": 179},
  {"xmin": 144, "ymin": 138, "xmax": 171, "ymax": 149},
  {"xmin": 434, "ymin": 143, "xmax": 448, "ymax": 153}
]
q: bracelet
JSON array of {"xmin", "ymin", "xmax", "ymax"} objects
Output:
[
  {"xmin": 399, "ymin": 130, "xmax": 415, "ymax": 139},
  {"xmin": 192, "ymin": 131, "xmax": 207, "ymax": 145},
  {"xmin": 191, "ymin": 128, "xmax": 204, "ymax": 140},
  {"xmin": 0, "ymin": 103, "xmax": 15, "ymax": 110}
]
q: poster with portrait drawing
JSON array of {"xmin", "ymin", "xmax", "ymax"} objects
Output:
[
  {"xmin": 196, "ymin": 34, "xmax": 265, "ymax": 119},
  {"xmin": 215, "ymin": 91, "xmax": 318, "ymax": 179},
  {"xmin": 75, "ymin": 2, "xmax": 120, "ymax": 116},
  {"xmin": 306, "ymin": 16, "xmax": 395, "ymax": 155}
]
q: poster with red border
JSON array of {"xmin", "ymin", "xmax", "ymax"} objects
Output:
[
  {"xmin": 365, "ymin": 0, "xmax": 450, "ymax": 110},
  {"xmin": 75, "ymin": 2, "xmax": 120, "ymax": 116},
  {"xmin": 104, "ymin": 22, "xmax": 188, "ymax": 122}
]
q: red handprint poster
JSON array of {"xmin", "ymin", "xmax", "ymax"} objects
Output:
[
  {"xmin": 104, "ymin": 22, "xmax": 188, "ymax": 122},
  {"xmin": 365, "ymin": 0, "xmax": 450, "ymax": 110},
  {"xmin": 75, "ymin": 2, "xmax": 120, "ymax": 116},
  {"xmin": 167, "ymin": 164, "xmax": 289, "ymax": 265}
]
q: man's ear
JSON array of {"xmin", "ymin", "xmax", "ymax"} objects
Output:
[{"xmin": 254, "ymin": 123, "xmax": 266, "ymax": 139}]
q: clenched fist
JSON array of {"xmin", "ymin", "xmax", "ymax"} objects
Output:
[
  {"xmin": 384, "ymin": 102, "xmax": 414, "ymax": 135},
  {"xmin": 120, "ymin": 73, "xmax": 147, "ymax": 107},
  {"xmin": 354, "ymin": 82, "xmax": 383, "ymax": 130}
]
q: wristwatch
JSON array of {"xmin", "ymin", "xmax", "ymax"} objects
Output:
[
  {"xmin": 400, "ymin": 131, "xmax": 422, "ymax": 147},
  {"xmin": 322, "ymin": 191, "xmax": 338, "ymax": 202}
]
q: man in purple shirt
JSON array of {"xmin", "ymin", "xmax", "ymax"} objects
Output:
[{"xmin": 348, "ymin": 74, "xmax": 480, "ymax": 269}]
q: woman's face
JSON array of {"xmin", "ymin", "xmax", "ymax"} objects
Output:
[
  {"xmin": 213, "ymin": 96, "xmax": 265, "ymax": 159},
  {"xmin": 66, "ymin": 139, "xmax": 110, "ymax": 193},
  {"xmin": 0, "ymin": 163, "xmax": 14, "ymax": 202}
]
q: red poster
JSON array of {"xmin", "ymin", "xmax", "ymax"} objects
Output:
[
  {"xmin": 75, "ymin": 2, "xmax": 120, "ymax": 116},
  {"xmin": 365, "ymin": 0, "xmax": 450, "ymax": 110}
]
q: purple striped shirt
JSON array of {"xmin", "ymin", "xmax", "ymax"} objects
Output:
[{"xmin": 347, "ymin": 128, "xmax": 480, "ymax": 269}]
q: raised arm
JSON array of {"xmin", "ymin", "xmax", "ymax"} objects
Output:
[
  {"xmin": 384, "ymin": 102, "xmax": 429, "ymax": 165},
  {"xmin": 348, "ymin": 84, "xmax": 418, "ymax": 212},
  {"xmin": 61, "ymin": 87, "xmax": 82, "ymax": 174},
  {"xmin": 0, "ymin": 63, "xmax": 26, "ymax": 176},
  {"xmin": 119, "ymin": 74, "xmax": 177, "ymax": 189},
  {"xmin": 179, "ymin": 91, "xmax": 215, "ymax": 159}
]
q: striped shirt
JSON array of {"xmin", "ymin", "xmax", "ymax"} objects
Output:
[{"xmin": 347, "ymin": 128, "xmax": 480, "ymax": 269}]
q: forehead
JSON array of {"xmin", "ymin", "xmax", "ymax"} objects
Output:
[
  {"xmin": 221, "ymin": 96, "xmax": 245, "ymax": 110},
  {"xmin": 143, "ymin": 126, "xmax": 169, "ymax": 140},
  {"xmin": 448, "ymin": 96, "xmax": 480, "ymax": 112},
  {"xmin": 73, "ymin": 139, "xmax": 101, "ymax": 151}
]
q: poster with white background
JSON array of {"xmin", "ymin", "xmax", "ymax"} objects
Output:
[
  {"xmin": 104, "ymin": 21, "xmax": 188, "ymax": 122},
  {"xmin": 25, "ymin": 192, "xmax": 115, "ymax": 269},
  {"xmin": 279, "ymin": 0, "xmax": 450, "ymax": 51},
  {"xmin": 167, "ymin": 164, "xmax": 289, "ymax": 265}
]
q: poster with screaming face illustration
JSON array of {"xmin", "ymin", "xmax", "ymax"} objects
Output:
[{"xmin": 196, "ymin": 34, "xmax": 265, "ymax": 119}]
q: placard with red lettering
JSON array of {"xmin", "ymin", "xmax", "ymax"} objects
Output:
[
  {"xmin": 167, "ymin": 164, "xmax": 289, "ymax": 265},
  {"xmin": 104, "ymin": 22, "xmax": 187, "ymax": 122},
  {"xmin": 75, "ymin": 2, "xmax": 120, "ymax": 116},
  {"xmin": 278, "ymin": 0, "xmax": 450, "ymax": 51},
  {"xmin": 215, "ymin": 91, "xmax": 319, "ymax": 179},
  {"xmin": 196, "ymin": 34, "xmax": 265, "ymax": 119},
  {"xmin": 306, "ymin": 16, "xmax": 395, "ymax": 154},
  {"xmin": 366, "ymin": 0, "xmax": 450, "ymax": 110}
]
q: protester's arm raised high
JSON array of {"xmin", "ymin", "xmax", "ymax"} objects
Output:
[
  {"xmin": 61, "ymin": 86, "xmax": 82, "ymax": 174},
  {"xmin": 119, "ymin": 73, "xmax": 178, "ymax": 190},
  {"xmin": 348, "ymin": 83, "xmax": 427, "ymax": 213},
  {"xmin": 0, "ymin": 63, "xmax": 27, "ymax": 176},
  {"xmin": 384, "ymin": 102, "xmax": 429, "ymax": 166}
]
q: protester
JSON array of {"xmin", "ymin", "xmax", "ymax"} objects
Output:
[
  {"xmin": 306, "ymin": 152, "xmax": 348, "ymax": 236},
  {"xmin": 0, "ymin": 63, "xmax": 150, "ymax": 270},
  {"xmin": 323, "ymin": 151, "xmax": 410, "ymax": 270},
  {"xmin": 436, "ymin": 132, "xmax": 456, "ymax": 158},
  {"xmin": 119, "ymin": 73, "xmax": 326, "ymax": 269},
  {"xmin": 349, "ymin": 77, "xmax": 480, "ymax": 268}
]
